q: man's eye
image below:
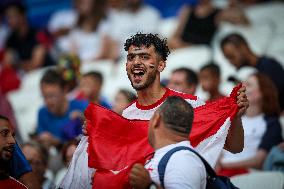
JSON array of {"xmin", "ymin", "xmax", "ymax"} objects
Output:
[
  {"xmin": 127, "ymin": 56, "xmax": 134, "ymax": 61},
  {"xmin": 141, "ymin": 55, "xmax": 149, "ymax": 60},
  {"xmin": 0, "ymin": 130, "xmax": 9, "ymax": 137}
]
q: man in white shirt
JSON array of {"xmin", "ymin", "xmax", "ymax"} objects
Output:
[
  {"xmin": 59, "ymin": 33, "xmax": 248, "ymax": 188},
  {"xmin": 129, "ymin": 96, "xmax": 206, "ymax": 189}
]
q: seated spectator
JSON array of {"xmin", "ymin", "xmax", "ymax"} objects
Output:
[
  {"xmin": 22, "ymin": 142, "xmax": 55, "ymax": 189},
  {"xmin": 168, "ymin": 0, "xmax": 249, "ymax": 49},
  {"xmin": 199, "ymin": 63, "xmax": 225, "ymax": 102},
  {"xmin": 218, "ymin": 73, "xmax": 283, "ymax": 177},
  {"xmin": 3, "ymin": 3, "xmax": 54, "ymax": 72},
  {"xmin": 221, "ymin": 33, "xmax": 284, "ymax": 112},
  {"xmin": 77, "ymin": 71, "xmax": 111, "ymax": 109},
  {"xmin": 112, "ymin": 89, "xmax": 136, "ymax": 115},
  {"xmin": 167, "ymin": 67, "xmax": 198, "ymax": 95},
  {"xmin": 129, "ymin": 96, "xmax": 206, "ymax": 189},
  {"xmin": 54, "ymin": 139, "xmax": 79, "ymax": 186},
  {"xmin": 58, "ymin": 0, "xmax": 117, "ymax": 63},
  {"xmin": 107, "ymin": 0, "xmax": 161, "ymax": 57},
  {"xmin": 48, "ymin": 0, "xmax": 78, "ymax": 40},
  {"xmin": 36, "ymin": 69, "xmax": 88, "ymax": 146},
  {"xmin": 0, "ymin": 115, "xmax": 37, "ymax": 189}
]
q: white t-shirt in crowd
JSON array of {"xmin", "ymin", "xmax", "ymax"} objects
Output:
[
  {"xmin": 48, "ymin": 9, "xmax": 78, "ymax": 33},
  {"xmin": 108, "ymin": 5, "xmax": 161, "ymax": 56},
  {"xmin": 221, "ymin": 114, "xmax": 266, "ymax": 163},
  {"xmin": 145, "ymin": 141, "xmax": 206, "ymax": 189},
  {"xmin": 57, "ymin": 19, "xmax": 111, "ymax": 62}
]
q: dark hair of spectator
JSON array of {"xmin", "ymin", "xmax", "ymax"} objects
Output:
[
  {"xmin": 23, "ymin": 141, "xmax": 49, "ymax": 166},
  {"xmin": 118, "ymin": 89, "xmax": 137, "ymax": 103},
  {"xmin": 200, "ymin": 62, "xmax": 221, "ymax": 77},
  {"xmin": 76, "ymin": 0, "xmax": 106, "ymax": 31},
  {"xmin": 40, "ymin": 69, "xmax": 66, "ymax": 89},
  {"xmin": 220, "ymin": 33, "xmax": 248, "ymax": 49},
  {"xmin": 158, "ymin": 96, "xmax": 194, "ymax": 135},
  {"xmin": 173, "ymin": 67, "xmax": 198, "ymax": 85},
  {"xmin": 61, "ymin": 139, "xmax": 79, "ymax": 165},
  {"xmin": 5, "ymin": 2, "xmax": 26, "ymax": 15},
  {"xmin": 82, "ymin": 71, "xmax": 104, "ymax": 85},
  {"xmin": 124, "ymin": 33, "xmax": 170, "ymax": 61},
  {"xmin": 253, "ymin": 73, "xmax": 281, "ymax": 116}
]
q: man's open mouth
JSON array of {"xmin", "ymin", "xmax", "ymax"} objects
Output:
[{"xmin": 132, "ymin": 68, "xmax": 145, "ymax": 80}]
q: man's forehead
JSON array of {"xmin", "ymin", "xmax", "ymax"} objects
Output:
[
  {"xmin": 0, "ymin": 119, "xmax": 12, "ymax": 130},
  {"xmin": 128, "ymin": 45, "xmax": 155, "ymax": 52}
]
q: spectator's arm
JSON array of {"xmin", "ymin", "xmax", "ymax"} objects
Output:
[
  {"xmin": 168, "ymin": 5, "xmax": 192, "ymax": 49},
  {"xmin": 221, "ymin": 149, "xmax": 267, "ymax": 169}
]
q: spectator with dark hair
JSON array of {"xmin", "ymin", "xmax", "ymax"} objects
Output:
[
  {"xmin": 219, "ymin": 73, "xmax": 283, "ymax": 177},
  {"xmin": 77, "ymin": 71, "xmax": 111, "ymax": 109},
  {"xmin": 129, "ymin": 96, "xmax": 206, "ymax": 189},
  {"xmin": 22, "ymin": 142, "xmax": 55, "ymax": 189},
  {"xmin": 220, "ymin": 33, "xmax": 284, "ymax": 111},
  {"xmin": 0, "ymin": 114, "xmax": 25, "ymax": 188},
  {"xmin": 199, "ymin": 63, "xmax": 225, "ymax": 102},
  {"xmin": 54, "ymin": 139, "xmax": 79, "ymax": 186},
  {"xmin": 0, "ymin": 115, "xmax": 40, "ymax": 189},
  {"xmin": 167, "ymin": 67, "xmax": 198, "ymax": 95},
  {"xmin": 60, "ymin": 33, "xmax": 248, "ymax": 188},
  {"xmin": 36, "ymin": 69, "xmax": 88, "ymax": 147},
  {"xmin": 3, "ymin": 3, "xmax": 54, "ymax": 72},
  {"xmin": 112, "ymin": 89, "xmax": 136, "ymax": 115}
]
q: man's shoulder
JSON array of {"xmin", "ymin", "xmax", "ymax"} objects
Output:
[
  {"xmin": 69, "ymin": 99, "xmax": 89, "ymax": 110},
  {"xmin": 167, "ymin": 88, "xmax": 205, "ymax": 108}
]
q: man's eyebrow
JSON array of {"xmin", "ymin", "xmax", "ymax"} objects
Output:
[{"xmin": 127, "ymin": 52, "xmax": 150, "ymax": 56}]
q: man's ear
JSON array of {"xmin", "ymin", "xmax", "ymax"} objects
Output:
[
  {"xmin": 152, "ymin": 112, "xmax": 161, "ymax": 129},
  {"xmin": 158, "ymin": 60, "xmax": 166, "ymax": 73}
]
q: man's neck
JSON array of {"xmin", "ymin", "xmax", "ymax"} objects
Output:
[{"xmin": 136, "ymin": 84, "xmax": 166, "ymax": 106}]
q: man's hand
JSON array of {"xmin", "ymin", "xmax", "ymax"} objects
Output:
[
  {"xmin": 129, "ymin": 163, "xmax": 152, "ymax": 189},
  {"xmin": 236, "ymin": 85, "xmax": 249, "ymax": 117}
]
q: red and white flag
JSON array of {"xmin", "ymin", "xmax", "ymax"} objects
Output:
[{"xmin": 85, "ymin": 85, "xmax": 240, "ymax": 189}]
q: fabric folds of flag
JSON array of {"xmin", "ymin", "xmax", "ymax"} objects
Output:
[{"xmin": 86, "ymin": 85, "xmax": 241, "ymax": 189}]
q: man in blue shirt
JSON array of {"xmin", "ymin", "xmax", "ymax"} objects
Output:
[
  {"xmin": 36, "ymin": 69, "xmax": 88, "ymax": 147},
  {"xmin": 221, "ymin": 33, "xmax": 284, "ymax": 112}
]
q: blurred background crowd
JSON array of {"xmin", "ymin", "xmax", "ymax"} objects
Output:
[{"xmin": 1, "ymin": 0, "xmax": 284, "ymax": 188}]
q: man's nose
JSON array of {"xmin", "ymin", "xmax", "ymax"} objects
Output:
[{"xmin": 8, "ymin": 133, "xmax": 16, "ymax": 145}]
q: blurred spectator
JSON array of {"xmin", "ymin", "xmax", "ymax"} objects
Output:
[
  {"xmin": 112, "ymin": 89, "xmax": 136, "ymax": 115},
  {"xmin": 77, "ymin": 71, "xmax": 111, "ymax": 109},
  {"xmin": 3, "ymin": 3, "xmax": 54, "ymax": 72},
  {"xmin": 54, "ymin": 139, "xmax": 79, "ymax": 186},
  {"xmin": 36, "ymin": 69, "xmax": 88, "ymax": 147},
  {"xmin": 0, "ymin": 115, "xmax": 40, "ymax": 189},
  {"xmin": 199, "ymin": 63, "xmax": 224, "ymax": 102},
  {"xmin": 219, "ymin": 73, "xmax": 283, "ymax": 177},
  {"xmin": 58, "ymin": 0, "xmax": 117, "ymax": 63},
  {"xmin": 167, "ymin": 67, "xmax": 198, "ymax": 95},
  {"xmin": 107, "ymin": 0, "xmax": 161, "ymax": 57},
  {"xmin": 22, "ymin": 142, "xmax": 55, "ymax": 189},
  {"xmin": 168, "ymin": 0, "xmax": 249, "ymax": 49},
  {"xmin": 144, "ymin": 0, "xmax": 198, "ymax": 18},
  {"xmin": 48, "ymin": 0, "xmax": 79, "ymax": 39},
  {"xmin": 221, "ymin": 33, "xmax": 284, "ymax": 112},
  {"xmin": 0, "ymin": 115, "xmax": 24, "ymax": 188}
]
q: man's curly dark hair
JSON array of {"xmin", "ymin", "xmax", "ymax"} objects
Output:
[{"xmin": 124, "ymin": 33, "xmax": 170, "ymax": 61}]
